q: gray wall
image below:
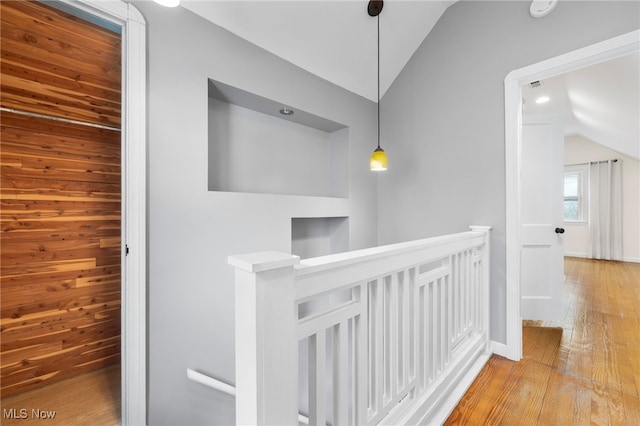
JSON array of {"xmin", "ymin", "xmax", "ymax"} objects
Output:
[
  {"xmin": 378, "ymin": 1, "xmax": 640, "ymax": 344},
  {"xmin": 137, "ymin": 1, "xmax": 639, "ymax": 424},
  {"xmin": 135, "ymin": 3, "xmax": 379, "ymax": 425}
]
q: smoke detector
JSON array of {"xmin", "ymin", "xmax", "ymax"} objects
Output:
[{"xmin": 530, "ymin": 0, "xmax": 559, "ymax": 18}]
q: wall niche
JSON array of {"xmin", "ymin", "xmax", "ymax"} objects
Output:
[
  {"xmin": 291, "ymin": 217, "xmax": 349, "ymax": 259},
  {"xmin": 208, "ymin": 79, "xmax": 349, "ymax": 197}
]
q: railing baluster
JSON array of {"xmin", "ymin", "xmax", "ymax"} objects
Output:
[
  {"xmin": 333, "ymin": 321, "xmax": 349, "ymax": 425},
  {"xmin": 419, "ymin": 283, "xmax": 426, "ymax": 388},
  {"xmin": 473, "ymin": 256, "xmax": 478, "ymax": 333},
  {"xmin": 371, "ymin": 278, "xmax": 384, "ymax": 420},
  {"xmin": 467, "ymin": 249, "xmax": 472, "ymax": 330},
  {"xmin": 387, "ymin": 274, "xmax": 398, "ymax": 401},
  {"xmin": 464, "ymin": 251, "xmax": 469, "ymax": 331},
  {"xmin": 355, "ymin": 284, "xmax": 367, "ymax": 425},
  {"xmin": 446, "ymin": 259, "xmax": 453, "ymax": 363},
  {"xmin": 409, "ymin": 267, "xmax": 417, "ymax": 384},
  {"xmin": 437, "ymin": 278, "xmax": 447, "ymax": 372},
  {"xmin": 461, "ymin": 252, "xmax": 465, "ymax": 334},
  {"xmin": 402, "ymin": 270, "xmax": 410, "ymax": 388},
  {"xmin": 436, "ymin": 277, "xmax": 443, "ymax": 373},
  {"xmin": 428, "ymin": 279, "xmax": 435, "ymax": 381},
  {"xmin": 309, "ymin": 332, "xmax": 326, "ymax": 426},
  {"xmin": 454, "ymin": 252, "xmax": 461, "ymax": 340}
]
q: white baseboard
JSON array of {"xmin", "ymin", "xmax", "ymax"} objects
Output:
[
  {"xmin": 564, "ymin": 251, "xmax": 589, "ymax": 258},
  {"xmin": 564, "ymin": 252, "xmax": 640, "ymax": 263},
  {"xmin": 383, "ymin": 335, "xmax": 491, "ymax": 426},
  {"xmin": 425, "ymin": 351, "xmax": 492, "ymax": 425},
  {"xmin": 491, "ymin": 340, "xmax": 510, "ymax": 359}
]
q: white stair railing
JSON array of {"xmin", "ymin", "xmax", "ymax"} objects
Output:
[{"xmin": 229, "ymin": 226, "xmax": 491, "ymax": 426}]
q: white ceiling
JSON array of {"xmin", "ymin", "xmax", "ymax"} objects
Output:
[
  {"xmin": 523, "ymin": 52, "xmax": 640, "ymax": 160},
  {"xmin": 179, "ymin": 1, "xmax": 639, "ymax": 160},
  {"xmin": 181, "ymin": 0, "xmax": 456, "ymax": 102}
]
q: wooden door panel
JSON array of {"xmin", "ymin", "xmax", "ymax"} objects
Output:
[{"xmin": 520, "ymin": 119, "xmax": 564, "ymax": 322}]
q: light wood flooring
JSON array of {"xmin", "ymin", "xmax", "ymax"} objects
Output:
[
  {"xmin": 445, "ymin": 257, "xmax": 640, "ymax": 425},
  {"xmin": 0, "ymin": 364, "xmax": 120, "ymax": 425}
]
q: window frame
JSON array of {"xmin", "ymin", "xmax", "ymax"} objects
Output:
[{"xmin": 563, "ymin": 164, "xmax": 589, "ymax": 223}]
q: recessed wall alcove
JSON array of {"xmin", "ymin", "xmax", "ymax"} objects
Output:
[
  {"xmin": 291, "ymin": 217, "xmax": 349, "ymax": 259},
  {"xmin": 208, "ymin": 79, "xmax": 349, "ymax": 197}
]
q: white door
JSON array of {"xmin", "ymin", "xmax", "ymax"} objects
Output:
[{"xmin": 520, "ymin": 116, "xmax": 564, "ymax": 322}]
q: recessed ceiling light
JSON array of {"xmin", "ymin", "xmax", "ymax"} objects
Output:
[
  {"xmin": 279, "ymin": 108, "xmax": 294, "ymax": 116},
  {"xmin": 153, "ymin": 0, "xmax": 180, "ymax": 7},
  {"xmin": 536, "ymin": 96, "xmax": 550, "ymax": 104}
]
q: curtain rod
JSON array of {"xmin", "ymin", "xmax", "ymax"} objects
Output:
[{"xmin": 565, "ymin": 159, "xmax": 618, "ymax": 167}]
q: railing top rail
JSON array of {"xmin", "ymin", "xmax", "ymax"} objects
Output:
[
  {"xmin": 227, "ymin": 227, "xmax": 491, "ymax": 279},
  {"xmin": 295, "ymin": 229, "xmax": 488, "ymax": 277}
]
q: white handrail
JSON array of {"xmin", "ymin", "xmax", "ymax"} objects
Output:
[
  {"xmin": 186, "ymin": 369, "xmax": 314, "ymax": 425},
  {"xmin": 186, "ymin": 369, "xmax": 235, "ymax": 396}
]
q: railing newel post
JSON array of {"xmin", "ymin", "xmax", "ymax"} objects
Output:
[{"xmin": 228, "ymin": 251, "xmax": 300, "ymax": 425}]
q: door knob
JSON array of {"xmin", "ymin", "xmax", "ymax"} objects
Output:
[{"xmin": 555, "ymin": 227, "xmax": 565, "ymax": 234}]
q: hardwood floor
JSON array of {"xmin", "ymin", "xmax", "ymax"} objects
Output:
[
  {"xmin": 0, "ymin": 364, "xmax": 120, "ymax": 425},
  {"xmin": 445, "ymin": 257, "xmax": 640, "ymax": 425}
]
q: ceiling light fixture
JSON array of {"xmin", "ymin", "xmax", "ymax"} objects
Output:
[
  {"xmin": 153, "ymin": 0, "xmax": 180, "ymax": 8},
  {"xmin": 536, "ymin": 96, "xmax": 550, "ymax": 104},
  {"xmin": 279, "ymin": 108, "xmax": 294, "ymax": 116},
  {"xmin": 530, "ymin": 0, "xmax": 559, "ymax": 18},
  {"xmin": 368, "ymin": 0, "xmax": 388, "ymax": 172}
]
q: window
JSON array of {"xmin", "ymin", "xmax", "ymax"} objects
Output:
[{"xmin": 563, "ymin": 165, "xmax": 588, "ymax": 222}]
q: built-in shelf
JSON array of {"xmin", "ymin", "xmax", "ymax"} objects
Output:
[
  {"xmin": 291, "ymin": 217, "xmax": 349, "ymax": 260},
  {"xmin": 208, "ymin": 79, "xmax": 349, "ymax": 197}
]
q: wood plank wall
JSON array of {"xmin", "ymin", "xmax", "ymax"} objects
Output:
[{"xmin": 1, "ymin": 0, "xmax": 122, "ymax": 398}]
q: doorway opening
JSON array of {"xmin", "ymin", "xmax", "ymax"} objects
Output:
[
  {"xmin": 503, "ymin": 30, "xmax": 639, "ymax": 362},
  {"xmin": 0, "ymin": 0, "xmax": 146, "ymax": 424}
]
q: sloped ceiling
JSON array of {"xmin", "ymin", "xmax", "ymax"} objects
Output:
[
  {"xmin": 181, "ymin": 0, "xmax": 456, "ymax": 102},
  {"xmin": 523, "ymin": 52, "xmax": 639, "ymax": 160}
]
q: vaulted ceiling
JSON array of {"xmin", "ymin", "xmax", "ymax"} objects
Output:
[
  {"xmin": 523, "ymin": 52, "xmax": 639, "ymax": 160},
  {"xmin": 181, "ymin": 0, "xmax": 639, "ymax": 160},
  {"xmin": 182, "ymin": 0, "xmax": 456, "ymax": 102}
]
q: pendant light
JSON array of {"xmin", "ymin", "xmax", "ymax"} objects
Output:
[{"xmin": 369, "ymin": 1, "xmax": 388, "ymax": 171}]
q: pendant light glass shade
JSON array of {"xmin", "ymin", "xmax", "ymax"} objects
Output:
[{"xmin": 370, "ymin": 147, "xmax": 388, "ymax": 171}]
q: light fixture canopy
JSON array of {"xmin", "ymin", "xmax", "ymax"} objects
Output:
[{"xmin": 369, "ymin": 1, "xmax": 387, "ymax": 171}]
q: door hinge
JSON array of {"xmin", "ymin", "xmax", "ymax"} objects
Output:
[{"xmin": 126, "ymin": 245, "xmax": 130, "ymax": 256}]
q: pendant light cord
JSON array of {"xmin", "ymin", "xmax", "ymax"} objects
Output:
[{"xmin": 377, "ymin": 13, "xmax": 381, "ymax": 150}]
